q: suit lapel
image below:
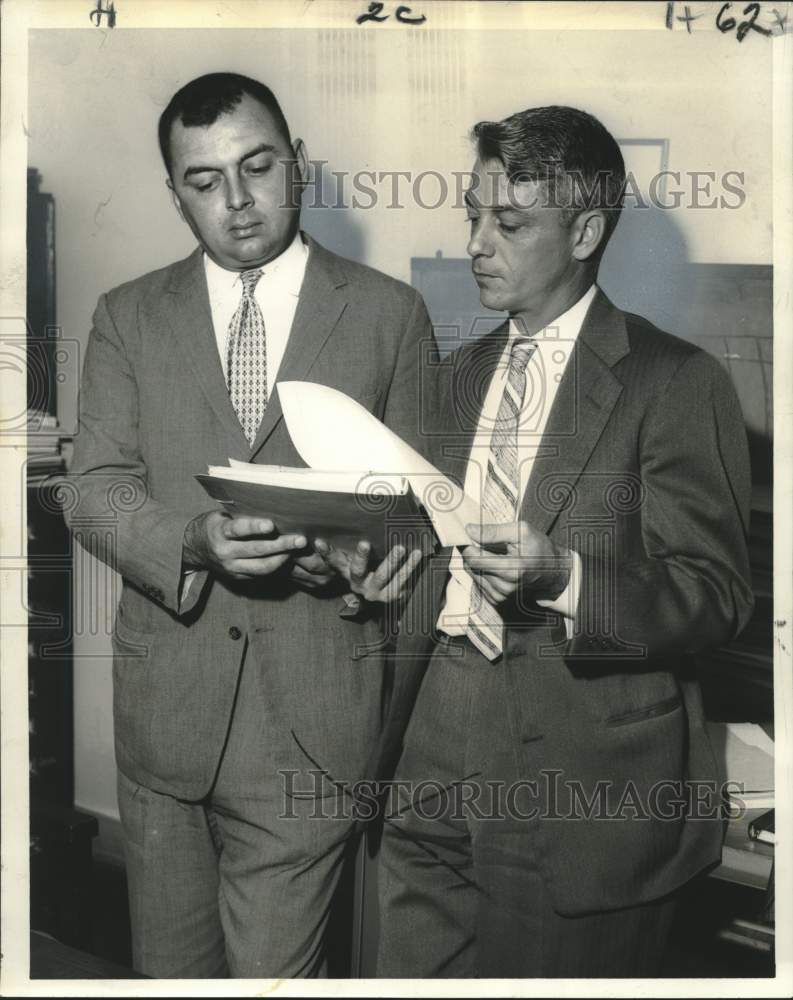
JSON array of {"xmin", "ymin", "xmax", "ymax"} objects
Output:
[
  {"xmin": 163, "ymin": 238, "xmax": 351, "ymax": 461},
  {"xmin": 164, "ymin": 248, "xmax": 250, "ymax": 452},
  {"xmin": 248, "ymin": 236, "xmax": 349, "ymax": 459},
  {"xmin": 521, "ymin": 290, "xmax": 629, "ymax": 535},
  {"xmin": 436, "ymin": 322, "xmax": 509, "ymax": 488}
]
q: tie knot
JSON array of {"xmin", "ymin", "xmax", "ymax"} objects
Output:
[
  {"xmin": 240, "ymin": 268, "xmax": 263, "ymax": 297},
  {"xmin": 510, "ymin": 337, "xmax": 536, "ymax": 373}
]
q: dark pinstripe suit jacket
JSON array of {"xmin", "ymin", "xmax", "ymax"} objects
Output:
[{"xmin": 382, "ymin": 289, "xmax": 754, "ymax": 915}]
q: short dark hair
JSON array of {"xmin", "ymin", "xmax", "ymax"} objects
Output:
[
  {"xmin": 158, "ymin": 72, "xmax": 292, "ymax": 176},
  {"xmin": 472, "ymin": 105, "xmax": 625, "ymax": 249}
]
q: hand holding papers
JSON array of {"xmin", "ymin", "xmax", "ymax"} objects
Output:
[
  {"xmin": 196, "ymin": 462, "xmax": 432, "ymax": 561},
  {"xmin": 182, "ymin": 510, "xmax": 307, "ymax": 581},
  {"xmin": 314, "ymin": 538, "xmax": 424, "ymax": 605},
  {"xmin": 197, "ymin": 382, "xmax": 479, "ymax": 561}
]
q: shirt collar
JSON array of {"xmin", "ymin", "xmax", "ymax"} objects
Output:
[
  {"xmin": 203, "ymin": 229, "xmax": 309, "ymax": 298},
  {"xmin": 508, "ymin": 283, "xmax": 598, "ymax": 349}
]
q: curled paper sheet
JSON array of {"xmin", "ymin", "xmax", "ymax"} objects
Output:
[{"xmin": 277, "ymin": 381, "xmax": 478, "ymax": 547}]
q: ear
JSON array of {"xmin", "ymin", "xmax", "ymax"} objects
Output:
[
  {"xmin": 571, "ymin": 210, "xmax": 607, "ymax": 262},
  {"xmin": 291, "ymin": 137, "xmax": 309, "ymax": 190},
  {"xmin": 167, "ymin": 178, "xmax": 185, "ymax": 222}
]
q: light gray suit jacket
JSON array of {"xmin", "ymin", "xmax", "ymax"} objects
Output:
[{"xmin": 66, "ymin": 235, "xmax": 437, "ymax": 800}]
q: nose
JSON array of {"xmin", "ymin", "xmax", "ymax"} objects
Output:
[
  {"xmin": 226, "ymin": 174, "xmax": 254, "ymax": 213},
  {"xmin": 467, "ymin": 217, "xmax": 493, "ymax": 259}
]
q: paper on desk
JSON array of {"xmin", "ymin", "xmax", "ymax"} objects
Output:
[
  {"xmin": 706, "ymin": 721, "xmax": 774, "ymax": 794},
  {"xmin": 277, "ymin": 381, "xmax": 478, "ymax": 547},
  {"xmin": 728, "ymin": 723, "xmax": 775, "ymax": 758}
]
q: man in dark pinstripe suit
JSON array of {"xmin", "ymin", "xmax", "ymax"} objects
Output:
[{"xmin": 375, "ymin": 105, "xmax": 754, "ymax": 977}]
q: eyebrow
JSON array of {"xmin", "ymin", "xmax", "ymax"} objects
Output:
[
  {"xmin": 182, "ymin": 143, "xmax": 277, "ymax": 182},
  {"xmin": 464, "ymin": 193, "xmax": 512, "ymax": 214}
]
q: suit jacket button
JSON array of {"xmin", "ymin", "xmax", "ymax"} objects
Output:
[{"xmin": 229, "ymin": 626, "xmax": 242, "ymax": 640}]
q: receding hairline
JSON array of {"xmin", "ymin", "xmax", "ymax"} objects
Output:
[{"xmin": 166, "ymin": 95, "xmax": 294, "ymax": 173}]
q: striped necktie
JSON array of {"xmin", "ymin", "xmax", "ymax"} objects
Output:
[
  {"xmin": 226, "ymin": 268, "xmax": 267, "ymax": 446},
  {"xmin": 466, "ymin": 337, "xmax": 537, "ymax": 661}
]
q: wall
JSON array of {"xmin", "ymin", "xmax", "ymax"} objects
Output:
[{"xmin": 27, "ymin": 25, "xmax": 772, "ymax": 827}]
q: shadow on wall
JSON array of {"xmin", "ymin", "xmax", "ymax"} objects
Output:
[
  {"xmin": 300, "ymin": 161, "xmax": 366, "ymax": 263},
  {"xmin": 601, "ymin": 204, "xmax": 773, "ymax": 485},
  {"xmin": 599, "ymin": 202, "xmax": 693, "ymax": 338}
]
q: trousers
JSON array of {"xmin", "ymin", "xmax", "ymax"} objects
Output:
[
  {"xmin": 117, "ymin": 638, "xmax": 356, "ymax": 978},
  {"xmin": 375, "ymin": 636, "xmax": 678, "ymax": 977}
]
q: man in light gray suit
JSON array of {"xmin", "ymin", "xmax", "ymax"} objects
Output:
[{"xmin": 67, "ymin": 72, "xmax": 434, "ymax": 978}]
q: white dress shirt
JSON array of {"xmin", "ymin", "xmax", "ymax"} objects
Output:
[
  {"xmin": 203, "ymin": 229, "xmax": 309, "ymax": 398},
  {"xmin": 437, "ymin": 283, "xmax": 597, "ymax": 640}
]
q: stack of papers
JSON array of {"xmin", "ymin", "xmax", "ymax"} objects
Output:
[
  {"xmin": 208, "ymin": 460, "xmax": 409, "ymax": 496},
  {"xmin": 197, "ymin": 463, "xmax": 431, "ymax": 560},
  {"xmin": 197, "ymin": 382, "xmax": 481, "ymax": 556}
]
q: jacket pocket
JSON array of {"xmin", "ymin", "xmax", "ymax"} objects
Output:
[
  {"xmin": 604, "ymin": 694, "xmax": 682, "ymax": 728},
  {"xmin": 113, "ymin": 612, "xmax": 157, "ymax": 660}
]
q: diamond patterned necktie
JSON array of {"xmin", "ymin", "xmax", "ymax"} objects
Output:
[
  {"xmin": 226, "ymin": 268, "xmax": 267, "ymax": 446},
  {"xmin": 466, "ymin": 337, "xmax": 537, "ymax": 661}
]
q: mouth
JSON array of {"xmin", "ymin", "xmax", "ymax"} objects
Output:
[
  {"xmin": 229, "ymin": 222, "xmax": 262, "ymax": 238},
  {"xmin": 473, "ymin": 270, "xmax": 498, "ymax": 281}
]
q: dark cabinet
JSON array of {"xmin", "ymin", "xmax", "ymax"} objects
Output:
[{"xmin": 27, "ymin": 169, "xmax": 97, "ymax": 953}]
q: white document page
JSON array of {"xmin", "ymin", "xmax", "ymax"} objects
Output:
[{"xmin": 277, "ymin": 381, "xmax": 478, "ymax": 547}]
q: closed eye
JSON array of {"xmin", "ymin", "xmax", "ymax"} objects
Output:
[
  {"xmin": 245, "ymin": 159, "xmax": 272, "ymax": 177},
  {"xmin": 497, "ymin": 221, "xmax": 519, "ymax": 234},
  {"xmin": 189, "ymin": 175, "xmax": 219, "ymax": 193}
]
